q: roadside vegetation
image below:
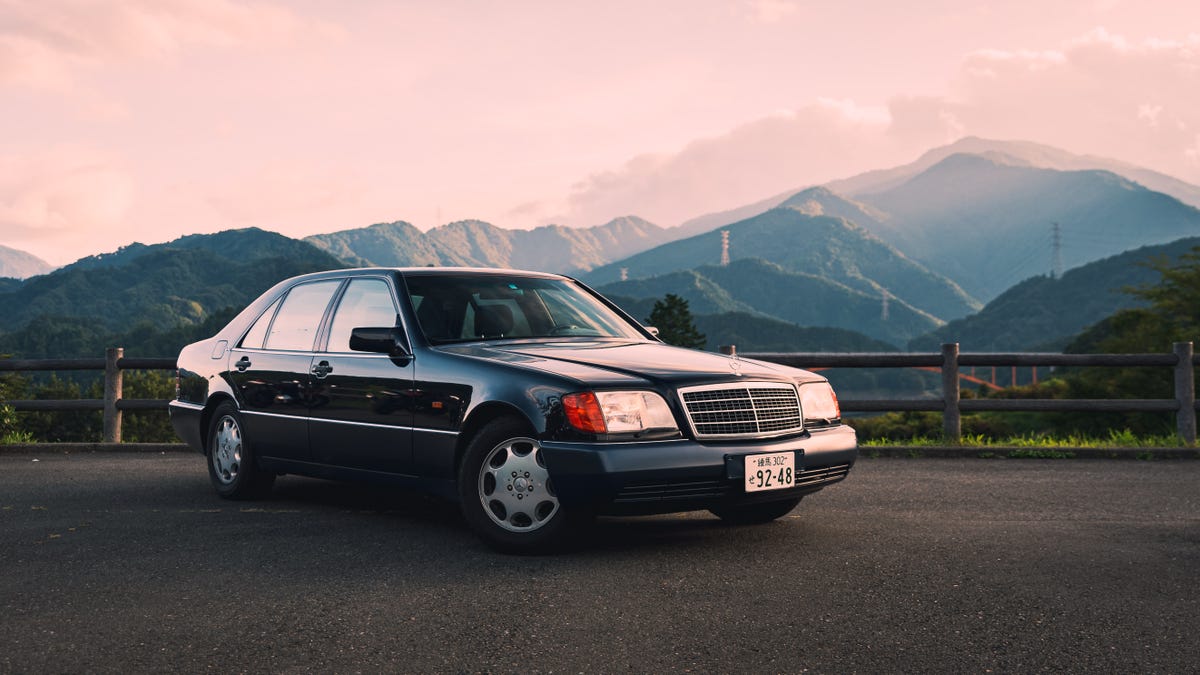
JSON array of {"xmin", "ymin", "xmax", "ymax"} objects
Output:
[{"xmin": 3, "ymin": 247, "xmax": 1199, "ymax": 445}]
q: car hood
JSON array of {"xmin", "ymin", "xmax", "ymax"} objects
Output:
[{"xmin": 447, "ymin": 340, "xmax": 823, "ymax": 387}]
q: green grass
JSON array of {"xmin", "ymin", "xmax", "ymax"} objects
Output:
[{"xmin": 859, "ymin": 429, "xmax": 1185, "ymax": 448}]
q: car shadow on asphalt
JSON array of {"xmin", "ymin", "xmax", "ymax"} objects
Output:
[{"xmin": 264, "ymin": 475, "xmax": 817, "ymax": 557}]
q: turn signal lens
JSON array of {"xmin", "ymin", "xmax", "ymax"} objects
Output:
[
  {"xmin": 563, "ymin": 392, "xmax": 607, "ymax": 433},
  {"xmin": 562, "ymin": 391, "xmax": 679, "ymax": 434}
]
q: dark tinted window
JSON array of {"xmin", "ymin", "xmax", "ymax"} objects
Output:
[
  {"xmin": 264, "ymin": 280, "xmax": 341, "ymax": 351},
  {"xmin": 326, "ymin": 278, "xmax": 398, "ymax": 352}
]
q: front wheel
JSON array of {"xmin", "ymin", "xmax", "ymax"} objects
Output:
[
  {"xmin": 458, "ymin": 417, "xmax": 575, "ymax": 554},
  {"xmin": 709, "ymin": 496, "xmax": 802, "ymax": 525},
  {"xmin": 206, "ymin": 401, "xmax": 274, "ymax": 500}
]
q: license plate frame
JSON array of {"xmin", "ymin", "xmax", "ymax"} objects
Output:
[{"xmin": 743, "ymin": 451, "xmax": 796, "ymax": 493}]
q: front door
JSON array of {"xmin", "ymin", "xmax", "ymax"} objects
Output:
[{"xmin": 307, "ymin": 277, "xmax": 416, "ymax": 475}]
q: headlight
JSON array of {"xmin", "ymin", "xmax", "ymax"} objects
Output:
[
  {"xmin": 562, "ymin": 391, "xmax": 678, "ymax": 434},
  {"xmin": 799, "ymin": 381, "xmax": 840, "ymax": 424}
]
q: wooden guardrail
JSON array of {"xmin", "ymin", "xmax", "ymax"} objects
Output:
[
  {"xmin": 724, "ymin": 341, "xmax": 1197, "ymax": 445},
  {"xmin": 2, "ymin": 342, "xmax": 1197, "ymax": 445},
  {"xmin": 0, "ymin": 348, "xmax": 175, "ymax": 443}
]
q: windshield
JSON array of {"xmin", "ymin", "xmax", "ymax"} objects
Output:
[{"xmin": 404, "ymin": 273, "xmax": 646, "ymax": 344}]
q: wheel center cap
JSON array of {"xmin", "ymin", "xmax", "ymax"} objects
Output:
[{"xmin": 513, "ymin": 477, "xmax": 530, "ymax": 492}]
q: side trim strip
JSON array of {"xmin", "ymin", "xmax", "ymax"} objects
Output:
[
  {"xmin": 241, "ymin": 409, "xmax": 459, "ymax": 436},
  {"xmin": 169, "ymin": 401, "xmax": 205, "ymax": 411}
]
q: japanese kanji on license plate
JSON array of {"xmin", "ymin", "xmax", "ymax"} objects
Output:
[{"xmin": 744, "ymin": 451, "xmax": 795, "ymax": 492}]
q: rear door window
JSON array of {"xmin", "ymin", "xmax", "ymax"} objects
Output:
[{"xmin": 264, "ymin": 280, "xmax": 342, "ymax": 351}]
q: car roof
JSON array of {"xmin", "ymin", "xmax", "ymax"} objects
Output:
[{"xmin": 281, "ymin": 266, "xmax": 569, "ymax": 285}]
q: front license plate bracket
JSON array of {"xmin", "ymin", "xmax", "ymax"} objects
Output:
[{"xmin": 725, "ymin": 450, "xmax": 804, "ymax": 493}]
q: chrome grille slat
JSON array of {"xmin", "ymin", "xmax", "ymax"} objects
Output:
[{"xmin": 678, "ymin": 382, "xmax": 804, "ymax": 439}]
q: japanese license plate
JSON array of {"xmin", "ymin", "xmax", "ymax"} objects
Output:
[{"xmin": 744, "ymin": 451, "xmax": 795, "ymax": 492}]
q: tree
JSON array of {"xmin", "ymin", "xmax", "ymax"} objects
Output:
[{"xmin": 647, "ymin": 294, "xmax": 706, "ymax": 349}]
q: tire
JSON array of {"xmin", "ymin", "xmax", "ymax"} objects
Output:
[
  {"xmin": 709, "ymin": 496, "xmax": 802, "ymax": 525},
  {"xmin": 206, "ymin": 401, "xmax": 275, "ymax": 500},
  {"xmin": 458, "ymin": 416, "xmax": 575, "ymax": 554}
]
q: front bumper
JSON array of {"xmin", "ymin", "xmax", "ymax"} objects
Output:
[{"xmin": 540, "ymin": 424, "xmax": 857, "ymax": 515}]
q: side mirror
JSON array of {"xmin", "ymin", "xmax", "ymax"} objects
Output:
[
  {"xmin": 350, "ymin": 326, "xmax": 410, "ymax": 358},
  {"xmin": 645, "ymin": 326, "xmax": 660, "ymax": 338}
]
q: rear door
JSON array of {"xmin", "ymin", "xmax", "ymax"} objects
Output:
[
  {"xmin": 227, "ymin": 279, "xmax": 342, "ymax": 462},
  {"xmin": 308, "ymin": 276, "xmax": 416, "ymax": 475}
]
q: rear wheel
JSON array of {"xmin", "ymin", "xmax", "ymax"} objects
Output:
[
  {"xmin": 458, "ymin": 417, "xmax": 575, "ymax": 553},
  {"xmin": 709, "ymin": 496, "xmax": 802, "ymax": 525},
  {"xmin": 206, "ymin": 401, "xmax": 274, "ymax": 500}
]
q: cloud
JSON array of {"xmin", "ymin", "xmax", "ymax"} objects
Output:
[
  {"xmin": 0, "ymin": 147, "xmax": 135, "ymax": 259},
  {"xmin": 740, "ymin": 0, "xmax": 800, "ymax": 23},
  {"xmin": 0, "ymin": 0, "xmax": 340, "ymax": 91},
  {"xmin": 557, "ymin": 28, "xmax": 1200, "ymax": 228},
  {"xmin": 947, "ymin": 29, "xmax": 1200, "ymax": 178},
  {"xmin": 559, "ymin": 99, "xmax": 931, "ymax": 227}
]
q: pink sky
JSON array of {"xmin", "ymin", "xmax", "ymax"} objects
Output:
[{"xmin": 2, "ymin": 0, "xmax": 1200, "ymax": 265}]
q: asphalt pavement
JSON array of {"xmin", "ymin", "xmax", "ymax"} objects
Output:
[{"xmin": 1, "ymin": 453, "xmax": 1197, "ymax": 673}]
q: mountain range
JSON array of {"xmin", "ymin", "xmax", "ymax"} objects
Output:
[
  {"xmin": 305, "ymin": 216, "xmax": 672, "ymax": 274},
  {"xmin": 584, "ymin": 206, "xmax": 979, "ymax": 324},
  {"xmin": 0, "ymin": 245, "xmax": 54, "ymax": 279},
  {"xmin": 676, "ymin": 136, "xmax": 1200, "ymax": 238},
  {"xmin": 596, "ymin": 258, "xmax": 942, "ymax": 345},
  {"xmin": 0, "ymin": 229, "xmax": 342, "ymax": 335},
  {"xmin": 4, "ymin": 136, "xmax": 1200, "ymax": 361},
  {"xmin": 857, "ymin": 153, "xmax": 1200, "ymax": 300}
]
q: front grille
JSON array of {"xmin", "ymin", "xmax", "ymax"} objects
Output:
[{"xmin": 679, "ymin": 382, "xmax": 804, "ymax": 439}]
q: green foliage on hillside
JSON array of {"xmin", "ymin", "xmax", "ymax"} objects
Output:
[
  {"xmin": 0, "ymin": 229, "xmax": 344, "ymax": 358},
  {"xmin": 860, "ymin": 249, "xmax": 1200, "ymax": 441},
  {"xmin": 647, "ymin": 294, "xmax": 705, "ymax": 349},
  {"xmin": 909, "ymin": 237, "xmax": 1200, "ymax": 351},
  {"xmin": 586, "ymin": 207, "xmax": 980, "ymax": 322}
]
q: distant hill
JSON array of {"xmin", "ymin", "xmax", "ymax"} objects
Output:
[
  {"xmin": 585, "ymin": 207, "xmax": 980, "ymax": 322},
  {"xmin": 596, "ymin": 258, "xmax": 943, "ymax": 346},
  {"xmin": 859, "ymin": 154, "xmax": 1200, "ymax": 300},
  {"xmin": 0, "ymin": 245, "xmax": 53, "ymax": 279},
  {"xmin": 830, "ymin": 136, "xmax": 1200, "ymax": 209},
  {"xmin": 306, "ymin": 216, "xmax": 672, "ymax": 274},
  {"xmin": 0, "ymin": 228, "xmax": 345, "ymax": 345},
  {"xmin": 908, "ymin": 237, "xmax": 1200, "ymax": 351},
  {"xmin": 675, "ymin": 136, "xmax": 1200, "ymax": 240}
]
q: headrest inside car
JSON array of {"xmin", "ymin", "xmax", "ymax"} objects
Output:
[{"xmin": 475, "ymin": 304, "xmax": 514, "ymax": 337}]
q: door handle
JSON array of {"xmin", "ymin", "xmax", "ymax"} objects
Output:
[
  {"xmin": 235, "ymin": 356, "xmax": 252, "ymax": 372},
  {"xmin": 311, "ymin": 361, "xmax": 333, "ymax": 378}
]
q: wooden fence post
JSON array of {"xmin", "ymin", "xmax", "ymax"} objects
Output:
[
  {"xmin": 1173, "ymin": 341, "xmax": 1195, "ymax": 446},
  {"xmin": 942, "ymin": 343, "xmax": 961, "ymax": 443},
  {"xmin": 103, "ymin": 347, "xmax": 123, "ymax": 443}
]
